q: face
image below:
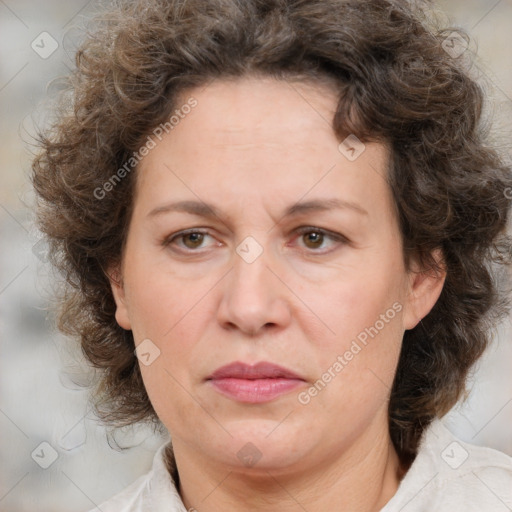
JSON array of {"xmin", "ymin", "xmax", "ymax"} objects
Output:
[{"xmin": 111, "ymin": 76, "xmax": 443, "ymax": 474}]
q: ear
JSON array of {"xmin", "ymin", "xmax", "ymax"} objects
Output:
[
  {"xmin": 403, "ymin": 248, "xmax": 446, "ymax": 331},
  {"xmin": 107, "ymin": 265, "xmax": 132, "ymax": 331}
]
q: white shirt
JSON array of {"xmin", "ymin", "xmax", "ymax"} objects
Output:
[{"xmin": 89, "ymin": 419, "xmax": 512, "ymax": 511}]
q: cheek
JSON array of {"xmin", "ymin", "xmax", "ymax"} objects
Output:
[
  {"xmin": 305, "ymin": 291, "xmax": 404, "ymax": 425},
  {"xmin": 302, "ymin": 249, "xmax": 406, "ymax": 388},
  {"xmin": 307, "ymin": 260, "xmax": 405, "ymax": 346},
  {"xmin": 124, "ymin": 254, "xmax": 219, "ymax": 379},
  {"xmin": 127, "ymin": 277, "xmax": 215, "ymax": 429},
  {"xmin": 124, "ymin": 249, "xmax": 207, "ymax": 341}
]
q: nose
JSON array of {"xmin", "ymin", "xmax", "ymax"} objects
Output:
[{"xmin": 216, "ymin": 243, "xmax": 292, "ymax": 336}]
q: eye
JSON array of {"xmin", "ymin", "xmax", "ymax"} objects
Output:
[
  {"xmin": 301, "ymin": 230, "xmax": 325, "ymax": 249},
  {"xmin": 293, "ymin": 226, "xmax": 346, "ymax": 253},
  {"xmin": 182, "ymin": 232, "xmax": 206, "ymax": 249},
  {"xmin": 163, "ymin": 229, "xmax": 218, "ymax": 252}
]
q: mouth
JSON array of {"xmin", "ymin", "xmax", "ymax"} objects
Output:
[{"xmin": 206, "ymin": 361, "xmax": 305, "ymax": 403}]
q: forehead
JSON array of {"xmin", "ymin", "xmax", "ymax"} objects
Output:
[
  {"xmin": 175, "ymin": 76, "xmax": 340, "ymax": 151},
  {"xmin": 134, "ymin": 76, "xmax": 391, "ymax": 219}
]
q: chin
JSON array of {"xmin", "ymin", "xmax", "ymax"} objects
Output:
[{"xmin": 206, "ymin": 419, "xmax": 314, "ymax": 473}]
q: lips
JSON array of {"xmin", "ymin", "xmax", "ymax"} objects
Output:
[
  {"xmin": 208, "ymin": 361, "xmax": 303, "ymax": 380},
  {"xmin": 207, "ymin": 361, "xmax": 305, "ymax": 403}
]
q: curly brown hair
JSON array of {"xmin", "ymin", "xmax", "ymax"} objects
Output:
[{"xmin": 31, "ymin": 0, "xmax": 512, "ymax": 465}]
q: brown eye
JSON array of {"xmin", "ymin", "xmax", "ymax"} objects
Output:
[
  {"xmin": 302, "ymin": 231, "xmax": 324, "ymax": 249},
  {"xmin": 163, "ymin": 230, "xmax": 214, "ymax": 252},
  {"xmin": 182, "ymin": 232, "xmax": 205, "ymax": 248},
  {"xmin": 293, "ymin": 226, "xmax": 347, "ymax": 254}
]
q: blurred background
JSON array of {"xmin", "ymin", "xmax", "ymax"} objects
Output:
[{"xmin": 1, "ymin": 1, "xmax": 511, "ymax": 511}]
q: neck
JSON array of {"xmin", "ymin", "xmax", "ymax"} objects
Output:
[{"xmin": 167, "ymin": 421, "xmax": 408, "ymax": 512}]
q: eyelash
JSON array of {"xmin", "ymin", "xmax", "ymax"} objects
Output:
[{"xmin": 162, "ymin": 226, "xmax": 348, "ymax": 255}]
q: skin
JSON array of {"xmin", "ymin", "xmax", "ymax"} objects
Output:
[{"xmin": 110, "ymin": 76, "xmax": 445, "ymax": 511}]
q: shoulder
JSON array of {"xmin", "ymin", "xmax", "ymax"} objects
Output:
[
  {"xmin": 86, "ymin": 441, "xmax": 187, "ymax": 512},
  {"xmin": 382, "ymin": 419, "xmax": 512, "ymax": 512}
]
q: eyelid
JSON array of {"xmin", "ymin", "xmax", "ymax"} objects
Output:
[{"xmin": 294, "ymin": 226, "xmax": 348, "ymax": 241}]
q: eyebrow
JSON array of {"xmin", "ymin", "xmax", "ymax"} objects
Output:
[{"xmin": 148, "ymin": 198, "xmax": 368, "ymax": 220}]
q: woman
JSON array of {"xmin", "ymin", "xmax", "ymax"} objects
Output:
[{"xmin": 32, "ymin": 0, "xmax": 512, "ymax": 510}]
